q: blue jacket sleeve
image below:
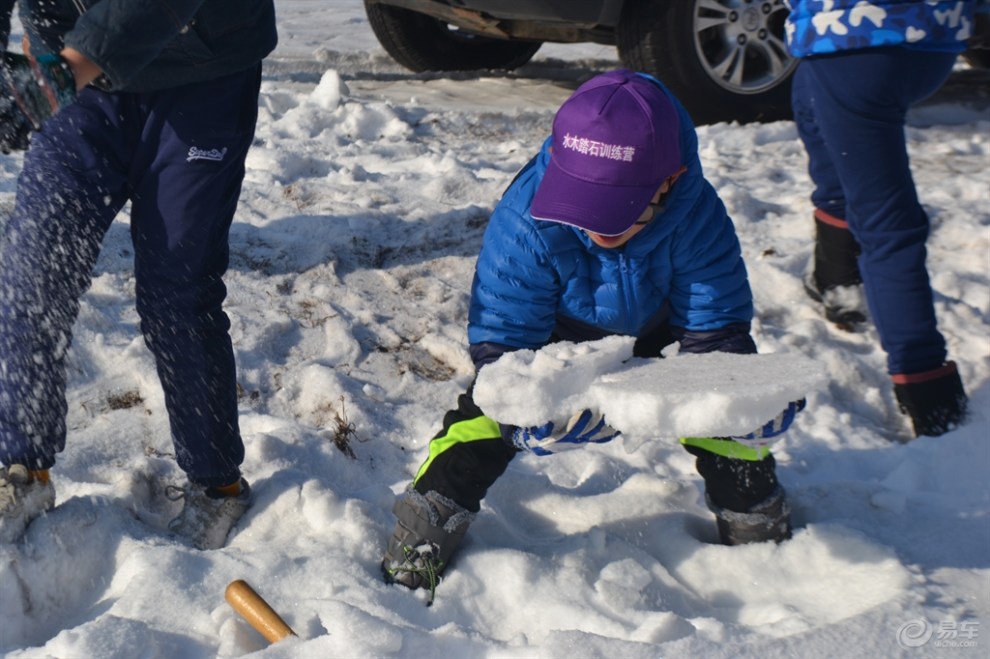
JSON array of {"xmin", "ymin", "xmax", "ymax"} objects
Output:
[
  {"xmin": 663, "ymin": 178, "xmax": 756, "ymax": 355},
  {"xmin": 468, "ymin": 204, "xmax": 562, "ymax": 350},
  {"xmin": 667, "ymin": 185, "xmax": 754, "ymax": 331}
]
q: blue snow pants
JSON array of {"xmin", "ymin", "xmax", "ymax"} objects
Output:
[
  {"xmin": 791, "ymin": 47, "xmax": 957, "ymax": 376},
  {"xmin": 0, "ymin": 65, "xmax": 261, "ymax": 487}
]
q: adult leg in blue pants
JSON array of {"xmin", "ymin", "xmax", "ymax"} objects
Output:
[
  {"xmin": 0, "ymin": 88, "xmax": 127, "ymax": 471},
  {"xmin": 129, "ymin": 69, "xmax": 261, "ymax": 488},
  {"xmin": 792, "ymin": 47, "xmax": 967, "ymax": 437},
  {"xmin": 0, "ymin": 67, "xmax": 260, "ymax": 545}
]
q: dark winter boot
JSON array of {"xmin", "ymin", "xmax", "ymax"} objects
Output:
[
  {"xmin": 684, "ymin": 440, "xmax": 792, "ymax": 545},
  {"xmin": 893, "ymin": 361, "xmax": 968, "ymax": 438},
  {"xmin": 804, "ymin": 209, "xmax": 867, "ymax": 329},
  {"xmin": 707, "ymin": 486, "xmax": 792, "ymax": 546},
  {"xmin": 382, "ymin": 488, "xmax": 474, "ymax": 603}
]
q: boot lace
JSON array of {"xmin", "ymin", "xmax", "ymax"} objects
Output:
[{"xmin": 386, "ymin": 543, "xmax": 444, "ymax": 606}]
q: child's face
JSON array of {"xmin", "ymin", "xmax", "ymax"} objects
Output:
[
  {"xmin": 586, "ymin": 166, "xmax": 685, "ymax": 249},
  {"xmin": 587, "ymin": 221, "xmax": 647, "ymax": 249}
]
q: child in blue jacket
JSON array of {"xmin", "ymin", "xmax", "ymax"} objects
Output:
[
  {"xmin": 786, "ymin": 0, "xmax": 981, "ymax": 437},
  {"xmin": 0, "ymin": 0, "xmax": 276, "ymax": 549},
  {"xmin": 382, "ymin": 70, "xmax": 803, "ymax": 598}
]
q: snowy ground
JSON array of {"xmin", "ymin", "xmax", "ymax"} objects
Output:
[{"xmin": 1, "ymin": 2, "xmax": 988, "ymax": 657}]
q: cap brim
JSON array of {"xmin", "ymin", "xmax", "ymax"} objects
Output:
[{"xmin": 530, "ymin": 156, "xmax": 656, "ymax": 236}]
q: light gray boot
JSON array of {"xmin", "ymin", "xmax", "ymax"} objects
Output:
[
  {"xmin": 166, "ymin": 478, "xmax": 252, "ymax": 550},
  {"xmin": 0, "ymin": 465, "xmax": 56, "ymax": 543},
  {"xmin": 381, "ymin": 488, "xmax": 474, "ymax": 603},
  {"xmin": 707, "ymin": 485, "xmax": 792, "ymax": 545}
]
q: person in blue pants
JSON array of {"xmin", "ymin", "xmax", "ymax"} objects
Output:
[
  {"xmin": 0, "ymin": 0, "xmax": 276, "ymax": 549},
  {"xmin": 786, "ymin": 0, "xmax": 982, "ymax": 438}
]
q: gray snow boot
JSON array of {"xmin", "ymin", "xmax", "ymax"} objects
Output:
[
  {"xmin": 707, "ymin": 485, "xmax": 792, "ymax": 546},
  {"xmin": 0, "ymin": 465, "xmax": 56, "ymax": 543},
  {"xmin": 382, "ymin": 488, "xmax": 474, "ymax": 603},
  {"xmin": 167, "ymin": 478, "xmax": 252, "ymax": 550}
]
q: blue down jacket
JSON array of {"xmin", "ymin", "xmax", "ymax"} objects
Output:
[
  {"xmin": 0, "ymin": 0, "xmax": 276, "ymax": 92},
  {"xmin": 468, "ymin": 83, "xmax": 754, "ymax": 365},
  {"xmin": 785, "ymin": 0, "xmax": 980, "ymax": 57}
]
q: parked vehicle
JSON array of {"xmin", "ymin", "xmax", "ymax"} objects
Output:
[
  {"xmin": 364, "ymin": 0, "xmax": 798, "ymax": 125},
  {"xmin": 365, "ymin": 0, "xmax": 990, "ymax": 125},
  {"xmin": 965, "ymin": 10, "xmax": 990, "ymax": 69}
]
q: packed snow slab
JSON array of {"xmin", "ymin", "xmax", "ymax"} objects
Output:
[{"xmin": 474, "ymin": 336, "xmax": 827, "ymax": 437}]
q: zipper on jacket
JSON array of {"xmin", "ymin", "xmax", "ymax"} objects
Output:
[{"xmin": 616, "ymin": 251, "xmax": 641, "ymax": 333}]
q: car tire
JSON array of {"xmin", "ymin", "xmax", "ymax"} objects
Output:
[
  {"xmin": 364, "ymin": 1, "xmax": 543, "ymax": 72},
  {"xmin": 963, "ymin": 48, "xmax": 990, "ymax": 69},
  {"xmin": 617, "ymin": 0, "xmax": 797, "ymax": 125},
  {"xmin": 963, "ymin": 12, "xmax": 990, "ymax": 69}
]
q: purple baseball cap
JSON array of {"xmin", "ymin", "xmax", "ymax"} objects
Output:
[{"xmin": 530, "ymin": 69, "xmax": 682, "ymax": 236}]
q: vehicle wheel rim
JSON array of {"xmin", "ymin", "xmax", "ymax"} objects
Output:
[{"xmin": 693, "ymin": 0, "xmax": 797, "ymax": 95}]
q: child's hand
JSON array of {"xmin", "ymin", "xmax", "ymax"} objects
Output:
[
  {"xmin": 1, "ymin": 51, "xmax": 76, "ymax": 130},
  {"xmin": 731, "ymin": 399, "xmax": 806, "ymax": 448},
  {"xmin": 512, "ymin": 409, "xmax": 621, "ymax": 455}
]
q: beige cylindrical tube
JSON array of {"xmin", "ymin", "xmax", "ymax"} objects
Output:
[{"xmin": 224, "ymin": 579, "xmax": 296, "ymax": 643}]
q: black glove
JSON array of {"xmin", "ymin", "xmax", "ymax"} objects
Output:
[{"xmin": 1, "ymin": 51, "xmax": 75, "ymax": 131}]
